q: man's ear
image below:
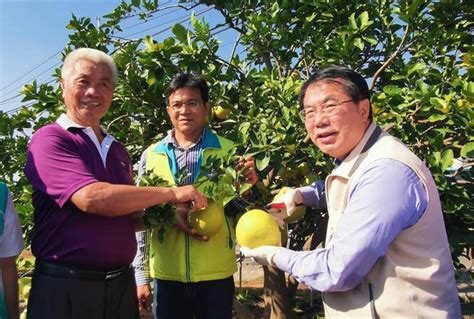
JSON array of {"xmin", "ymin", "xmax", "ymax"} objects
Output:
[
  {"xmin": 359, "ymin": 98, "xmax": 371, "ymax": 121},
  {"xmin": 60, "ymin": 80, "xmax": 66, "ymax": 99}
]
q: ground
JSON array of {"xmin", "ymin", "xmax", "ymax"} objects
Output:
[{"xmin": 19, "ymin": 251, "xmax": 474, "ymax": 318}]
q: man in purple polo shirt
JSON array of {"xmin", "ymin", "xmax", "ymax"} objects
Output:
[{"xmin": 24, "ymin": 48, "xmax": 208, "ymax": 319}]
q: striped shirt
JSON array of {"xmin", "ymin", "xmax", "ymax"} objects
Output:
[{"xmin": 133, "ymin": 129, "xmax": 204, "ymax": 286}]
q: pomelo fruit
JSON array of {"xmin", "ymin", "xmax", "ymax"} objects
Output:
[
  {"xmin": 188, "ymin": 201, "xmax": 223, "ymax": 237},
  {"xmin": 236, "ymin": 209, "xmax": 280, "ymax": 248},
  {"xmin": 274, "ymin": 187, "xmax": 306, "ymax": 224},
  {"xmin": 214, "ymin": 105, "xmax": 231, "ymax": 120}
]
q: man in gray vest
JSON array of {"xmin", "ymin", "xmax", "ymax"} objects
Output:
[{"xmin": 241, "ymin": 65, "xmax": 461, "ymax": 318}]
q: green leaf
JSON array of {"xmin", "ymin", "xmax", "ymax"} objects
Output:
[
  {"xmin": 353, "ymin": 37, "xmax": 364, "ymax": 50},
  {"xmin": 426, "ymin": 113, "xmax": 447, "ymax": 122},
  {"xmin": 362, "ymin": 35, "xmax": 378, "ymax": 45},
  {"xmin": 462, "ymin": 82, "xmax": 474, "ymax": 102},
  {"xmin": 131, "ymin": 0, "xmax": 140, "ymax": 7},
  {"xmin": 461, "ymin": 141, "xmax": 474, "ymax": 158},
  {"xmin": 256, "ymin": 154, "xmax": 270, "ymax": 171},
  {"xmin": 190, "ymin": 12, "xmax": 197, "ymax": 27},
  {"xmin": 383, "ymin": 85, "xmax": 403, "ymax": 96},
  {"xmin": 306, "ymin": 13, "xmax": 316, "ymax": 22},
  {"xmin": 440, "ymin": 149, "xmax": 454, "ymax": 173},
  {"xmin": 172, "ymin": 24, "xmax": 187, "ymax": 42},
  {"xmin": 429, "ymin": 97, "xmax": 449, "ymax": 112},
  {"xmin": 408, "ymin": 62, "xmax": 426, "ymax": 75},
  {"xmin": 348, "ymin": 13, "xmax": 357, "ymax": 30},
  {"xmin": 239, "ymin": 183, "xmax": 252, "ymax": 196},
  {"xmin": 357, "ymin": 11, "xmax": 370, "ymax": 30},
  {"xmin": 270, "ymin": 2, "xmax": 280, "ymax": 18},
  {"xmin": 143, "ymin": 35, "xmax": 155, "ymax": 51}
]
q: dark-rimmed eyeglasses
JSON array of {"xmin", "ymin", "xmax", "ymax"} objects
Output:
[
  {"xmin": 168, "ymin": 100, "xmax": 203, "ymax": 110},
  {"xmin": 299, "ymin": 99, "xmax": 354, "ymax": 120}
]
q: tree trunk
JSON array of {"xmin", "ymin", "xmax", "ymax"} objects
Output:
[{"xmin": 263, "ymin": 265, "xmax": 292, "ymax": 319}]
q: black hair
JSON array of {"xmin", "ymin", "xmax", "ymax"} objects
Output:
[
  {"xmin": 299, "ymin": 65, "xmax": 372, "ymax": 120},
  {"xmin": 165, "ymin": 73, "xmax": 209, "ymax": 104}
]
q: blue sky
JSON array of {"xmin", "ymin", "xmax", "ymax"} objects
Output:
[{"xmin": 0, "ymin": 0, "xmax": 237, "ymax": 113}]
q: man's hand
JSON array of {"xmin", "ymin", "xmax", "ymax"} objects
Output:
[
  {"xmin": 174, "ymin": 206, "xmax": 209, "ymax": 241},
  {"xmin": 137, "ymin": 284, "xmax": 152, "ymax": 313},
  {"xmin": 240, "ymin": 246, "xmax": 284, "ymax": 266},
  {"xmin": 172, "ymin": 185, "xmax": 208, "ymax": 210},
  {"xmin": 236, "ymin": 156, "xmax": 259, "ymax": 186},
  {"xmin": 268, "ymin": 188, "xmax": 302, "ymax": 217}
]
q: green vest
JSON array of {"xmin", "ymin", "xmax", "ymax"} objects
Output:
[{"xmin": 146, "ymin": 130, "xmax": 237, "ymax": 282}]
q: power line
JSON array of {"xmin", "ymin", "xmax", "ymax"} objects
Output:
[
  {"xmin": 122, "ymin": 5, "xmax": 211, "ymax": 38},
  {"xmin": 3, "ymin": 104, "xmax": 32, "ymax": 115},
  {"xmin": 123, "ymin": 11, "xmax": 192, "ymax": 38},
  {"xmin": 117, "ymin": 0, "xmax": 175, "ymax": 21},
  {"xmin": 0, "ymin": 62, "xmax": 61, "ymax": 103},
  {"xmin": 150, "ymin": 7, "xmax": 214, "ymax": 37},
  {"xmin": 1, "ymin": 4, "xmax": 225, "ymax": 114},
  {"xmin": 0, "ymin": 76, "xmax": 58, "ymax": 106},
  {"xmin": 120, "ymin": 5, "xmax": 187, "ymax": 31},
  {"xmin": 0, "ymin": 49, "xmax": 62, "ymax": 91}
]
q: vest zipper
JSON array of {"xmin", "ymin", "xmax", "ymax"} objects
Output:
[
  {"xmin": 185, "ymin": 233, "xmax": 191, "ymax": 282},
  {"xmin": 368, "ymin": 282, "xmax": 376, "ymax": 318},
  {"xmin": 224, "ymin": 216, "xmax": 234, "ymax": 249}
]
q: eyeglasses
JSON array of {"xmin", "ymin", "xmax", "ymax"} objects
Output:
[
  {"xmin": 169, "ymin": 99, "xmax": 203, "ymax": 110},
  {"xmin": 299, "ymin": 99, "xmax": 354, "ymax": 120}
]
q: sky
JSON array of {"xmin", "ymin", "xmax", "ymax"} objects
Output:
[{"xmin": 0, "ymin": 0, "xmax": 238, "ymax": 113}]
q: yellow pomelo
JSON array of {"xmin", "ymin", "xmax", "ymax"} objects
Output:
[
  {"xmin": 236, "ymin": 209, "xmax": 281, "ymax": 248},
  {"xmin": 188, "ymin": 201, "xmax": 224, "ymax": 237},
  {"xmin": 214, "ymin": 105, "xmax": 231, "ymax": 120},
  {"xmin": 290, "ymin": 70, "xmax": 301, "ymax": 81},
  {"xmin": 274, "ymin": 187, "xmax": 306, "ymax": 224}
]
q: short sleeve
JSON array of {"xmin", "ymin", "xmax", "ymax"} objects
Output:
[
  {"xmin": 0, "ymin": 190, "xmax": 23, "ymax": 258},
  {"xmin": 24, "ymin": 126, "xmax": 99, "ymax": 207}
]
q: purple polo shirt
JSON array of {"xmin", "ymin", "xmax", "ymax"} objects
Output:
[{"xmin": 24, "ymin": 119, "xmax": 136, "ymax": 270}]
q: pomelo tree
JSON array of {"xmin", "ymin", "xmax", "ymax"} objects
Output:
[{"xmin": 1, "ymin": 0, "xmax": 472, "ymax": 317}]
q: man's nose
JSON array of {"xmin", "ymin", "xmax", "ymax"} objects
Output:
[
  {"xmin": 85, "ymin": 85, "xmax": 99, "ymax": 96},
  {"xmin": 311, "ymin": 111, "xmax": 329, "ymax": 127}
]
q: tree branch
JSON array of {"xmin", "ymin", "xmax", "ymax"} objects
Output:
[{"xmin": 370, "ymin": 24, "xmax": 410, "ymax": 91}]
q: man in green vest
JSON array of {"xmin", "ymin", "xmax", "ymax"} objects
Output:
[{"xmin": 133, "ymin": 73, "xmax": 258, "ymax": 319}]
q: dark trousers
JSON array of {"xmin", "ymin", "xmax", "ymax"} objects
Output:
[
  {"xmin": 153, "ymin": 276, "xmax": 235, "ymax": 319},
  {"xmin": 27, "ymin": 261, "xmax": 139, "ymax": 319}
]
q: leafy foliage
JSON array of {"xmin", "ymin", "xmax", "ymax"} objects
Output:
[
  {"xmin": 1, "ymin": 0, "xmax": 471, "ymax": 283},
  {"xmin": 137, "ymin": 172, "xmax": 175, "ymax": 236},
  {"xmin": 137, "ymin": 150, "xmax": 254, "ymax": 242}
]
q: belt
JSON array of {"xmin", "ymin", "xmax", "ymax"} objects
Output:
[{"xmin": 35, "ymin": 260, "xmax": 132, "ymax": 281}]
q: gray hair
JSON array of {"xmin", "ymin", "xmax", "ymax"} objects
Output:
[{"xmin": 61, "ymin": 48, "xmax": 118, "ymax": 85}]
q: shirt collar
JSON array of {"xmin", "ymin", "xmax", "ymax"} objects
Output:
[
  {"xmin": 56, "ymin": 113, "xmax": 86, "ymax": 129},
  {"xmin": 56, "ymin": 113, "xmax": 115, "ymax": 141},
  {"xmin": 163, "ymin": 128, "xmax": 205, "ymax": 149},
  {"xmin": 332, "ymin": 121, "xmax": 378, "ymax": 177}
]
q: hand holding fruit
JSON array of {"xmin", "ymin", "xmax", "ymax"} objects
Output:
[
  {"xmin": 240, "ymin": 246, "xmax": 284, "ymax": 266},
  {"xmin": 174, "ymin": 205, "xmax": 209, "ymax": 241},
  {"xmin": 268, "ymin": 187, "xmax": 303, "ymax": 218},
  {"xmin": 172, "ymin": 185, "xmax": 208, "ymax": 210},
  {"xmin": 236, "ymin": 156, "xmax": 259, "ymax": 187}
]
